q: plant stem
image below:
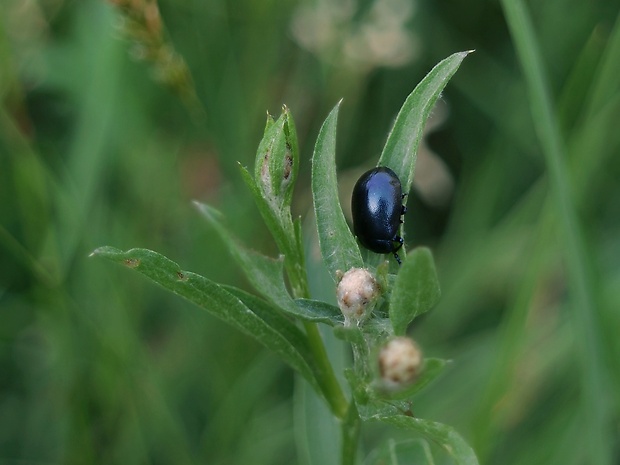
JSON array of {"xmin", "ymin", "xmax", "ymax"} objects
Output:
[
  {"xmin": 500, "ymin": 1, "xmax": 611, "ymax": 463},
  {"xmin": 303, "ymin": 322, "xmax": 349, "ymax": 420},
  {"xmin": 285, "ymin": 243, "xmax": 349, "ymax": 420},
  {"xmin": 341, "ymin": 401, "xmax": 361, "ymax": 465}
]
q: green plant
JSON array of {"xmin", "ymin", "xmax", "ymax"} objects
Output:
[{"xmin": 92, "ymin": 51, "xmax": 476, "ymax": 465}]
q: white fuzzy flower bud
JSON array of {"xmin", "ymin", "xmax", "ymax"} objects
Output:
[
  {"xmin": 378, "ymin": 337, "xmax": 422, "ymax": 389},
  {"xmin": 336, "ymin": 267, "xmax": 380, "ymax": 326}
]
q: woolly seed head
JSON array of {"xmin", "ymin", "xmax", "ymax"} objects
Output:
[{"xmin": 336, "ymin": 267, "xmax": 380, "ymax": 326}]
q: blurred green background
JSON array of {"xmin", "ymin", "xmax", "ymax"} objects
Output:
[{"xmin": 1, "ymin": 0, "xmax": 619, "ymax": 463}]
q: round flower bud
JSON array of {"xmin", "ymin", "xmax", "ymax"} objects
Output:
[
  {"xmin": 336, "ymin": 267, "xmax": 380, "ymax": 326},
  {"xmin": 378, "ymin": 337, "xmax": 422, "ymax": 389}
]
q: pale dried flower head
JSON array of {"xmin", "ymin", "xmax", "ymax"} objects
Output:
[
  {"xmin": 379, "ymin": 337, "xmax": 422, "ymax": 388},
  {"xmin": 336, "ymin": 267, "xmax": 381, "ymax": 326}
]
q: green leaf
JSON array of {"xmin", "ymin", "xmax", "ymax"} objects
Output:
[
  {"xmin": 239, "ymin": 163, "xmax": 307, "ymax": 297},
  {"xmin": 312, "ymin": 101, "xmax": 364, "ymax": 281},
  {"xmin": 293, "ymin": 299, "xmax": 343, "ymax": 325},
  {"xmin": 222, "ymin": 285, "xmax": 320, "ymax": 380},
  {"xmin": 295, "ymin": 370, "xmax": 342, "ymax": 465},
  {"xmin": 344, "ymin": 368, "xmax": 371, "ymax": 406},
  {"xmin": 366, "ymin": 439, "xmax": 435, "ymax": 465},
  {"xmin": 194, "ymin": 201, "xmax": 295, "ymax": 309},
  {"xmin": 333, "ymin": 325, "xmax": 366, "ymax": 345},
  {"xmin": 239, "ymin": 162, "xmax": 295, "ymax": 257},
  {"xmin": 254, "ymin": 106, "xmax": 299, "ymax": 211},
  {"xmin": 372, "ymin": 415, "xmax": 479, "ymax": 465},
  {"xmin": 90, "ymin": 246, "xmax": 320, "ymax": 392},
  {"xmin": 390, "ymin": 247, "xmax": 441, "ymax": 335},
  {"xmin": 239, "ymin": 163, "xmax": 286, "ymax": 245},
  {"xmin": 264, "ymin": 111, "xmax": 276, "ymax": 132},
  {"xmin": 378, "ymin": 51, "xmax": 472, "ymax": 195},
  {"xmin": 364, "ymin": 317, "xmax": 395, "ymax": 339}
]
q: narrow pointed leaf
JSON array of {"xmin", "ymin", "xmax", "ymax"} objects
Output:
[
  {"xmin": 222, "ymin": 285, "xmax": 325, "ymax": 397},
  {"xmin": 293, "ymin": 299, "xmax": 344, "ymax": 325},
  {"xmin": 239, "ymin": 164, "xmax": 295, "ymax": 258},
  {"xmin": 239, "ymin": 164, "xmax": 307, "ymax": 297},
  {"xmin": 312, "ymin": 101, "xmax": 364, "ymax": 280},
  {"xmin": 239, "ymin": 163, "xmax": 288, "ymax": 250},
  {"xmin": 366, "ymin": 439, "xmax": 434, "ymax": 465},
  {"xmin": 333, "ymin": 325, "xmax": 366, "ymax": 345},
  {"xmin": 379, "ymin": 51, "xmax": 472, "ymax": 194},
  {"xmin": 390, "ymin": 247, "xmax": 441, "ymax": 335},
  {"xmin": 90, "ymin": 246, "xmax": 320, "ymax": 391},
  {"xmin": 373, "ymin": 415, "xmax": 479, "ymax": 465},
  {"xmin": 254, "ymin": 106, "xmax": 299, "ymax": 210},
  {"xmin": 195, "ymin": 201, "xmax": 296, "ymax": 311}
]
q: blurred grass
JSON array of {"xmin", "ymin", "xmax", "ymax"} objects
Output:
[
  {"xmin": 1, "ymin": 0, "xmax": 619, "ymax": 464},
  {"xmin": 501, "ymin": 2, "xmax": 611, "ymax": 463}
]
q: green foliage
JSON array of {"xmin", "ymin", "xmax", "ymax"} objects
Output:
[
  {"xmin": 91, "ymin": 51, "xmax": 474, "ymax": 464},
  {"xmin": 311, "ymin": 101, "xmax": 364, "ymax": 281},
  {"xmin": 90, "ymin": 246, "xmax": 321, "ymax": 394},
  {"xmin": 372, "ymin": 415, "xmax": 478, "ymax": 465},
  {"xmin": 378, "ymin": 51, "xmax": 472, "ymax": 195},
  {"xmin": 500, "ymin": 3, "xmax": 613, "ymax": 463},
  {"xmin": 253, "ymin": 108, "xmax": 299, "ymax": 211},
  {"xmin": 2, "ymin": 1, "xmax": 619, "ymax": 464},
  {"xmin": 390, "ymin": 247, "xmax": 441, "ymax": 335},
  {"xmin": 194, "ymin": 202, "xmax": 297, "ymax": 313},
  {"xmin": 240, "ymin": 106, "xmax": 307, "ymax": 298},
  {"xmin": 293, "ymin": 299, "xmax": 344, "ymax": 326}
]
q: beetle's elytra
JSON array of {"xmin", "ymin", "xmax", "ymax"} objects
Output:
[{"xmin": 351, "ymin": 167, "xmax": 405, "ymax": 264}]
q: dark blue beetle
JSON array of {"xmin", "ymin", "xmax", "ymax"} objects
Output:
[{"xmin": 351, "ymin": 167, "xmax": 406, "ymax": 264}]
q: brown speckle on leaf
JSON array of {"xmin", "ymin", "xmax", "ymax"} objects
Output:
[
  {"xmin": 283, "ymin": 153, "xmax": 293, "ymax": 180},
  {"xmin": 124, "ymin": 258, "xmax": 140, "ymax": 268}
]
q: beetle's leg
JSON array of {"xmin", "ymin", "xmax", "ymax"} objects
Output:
[
  {"xmin": 392, "ymin": 236, "xmax": 404, "ymax": 265},
  {"xmin": 400, "ymin": 205, "xmax": 407, "ymax": 223}
]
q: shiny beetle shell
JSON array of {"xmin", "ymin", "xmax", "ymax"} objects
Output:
[{"xmin": 351, "ymin": 167, "xmax": 405, "ymax": 263}]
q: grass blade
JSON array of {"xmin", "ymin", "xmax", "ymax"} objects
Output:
[{"xmin": 500, "ymin": 1, "xmax": 611, "ymax": 463}]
